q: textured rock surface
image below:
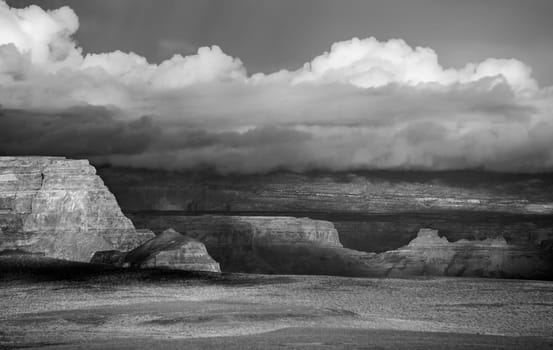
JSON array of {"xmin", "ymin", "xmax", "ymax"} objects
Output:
[
  {"xmin": 128, "ymin": 215, "xmax": 341, "ymax": 273},
  {"xmin": 0, "ymin": 157, "xmax": 155, "ymax": 262},
  {"xmin": 331, "ymin": 212, "xmax": 553, "ymax": 253},
  {"xmin": 128, "ymin": 214, "xmax": 553, "ymax": 279},
  {"xmin": 99, "ymin": 168, "xmax": 553, "ymax": 214},
  {"xmin": 104, "ymin": 167, "xmax": 553, "ymax": 279},
  {"xmin": 127, "ymin": 212, "xmax": 552, "ymax": 278},
  {"xmin": 91, "ymin": 228, "xmax": 220, "ymax": 272},
  {"xmin": 339, "ymin": 229, "xmax": 553, "ymax": 279},
  {"xmin": 176, "ymin": 216, "xmax": 341, "ymax": 247}
]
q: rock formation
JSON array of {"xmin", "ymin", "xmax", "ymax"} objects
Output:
[
  {"xmin": 3, "ymin": 158, "xmax": 550, "ymax": 279},
  {"xmin": 91, "ymin": 228, "xmax": 220, "ymax": 272},
  {"xmin": 103, "ymin": 167, "xmax": 553, "ymax": 279},
  {"xmin": 344, "ymin": 229, "xmax": 553, "ymax": 279},
  {"xmin": 128, "ymin": 215, "xmax": 342, "ymax": 274},
  {"xmin": 331, "ymin": 211, "xmax": 553, "ymax": 253},
  {"xmin": 0, "ymin": 157, "xmax": 155, "ymax": 262},
  {"xmin": 126, "ymin": 213, "xmax": 553, "ymax": 278},
  {"xmin": 99, "ymin": 168, "xmax": 553, "ymax": 215}
]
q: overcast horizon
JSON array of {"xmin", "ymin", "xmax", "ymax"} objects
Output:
[{"xmin": 1, "ymin": 0, "xmax": 553, "ymax": 173}]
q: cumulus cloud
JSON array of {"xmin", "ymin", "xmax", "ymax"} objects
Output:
[
  {"xmin": 286, "ymin": 37, "xmax": 537, "ymax": 91},
  {"xmin": 0, "ymin": 1, "xmax": 80, "ymax": 69},
  {"xmin": 0, "ymin": 0, "xmax": 552, "ymax": 173}
]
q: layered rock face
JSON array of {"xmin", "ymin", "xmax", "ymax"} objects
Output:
[
  {"xmin": 128, "ymin": 214, "xmax": 342, "ymax": 273},
  {"xmin": 91, "ymin": 229, "xmax": 220, "ymax": 272},
  {"xmin": 332, "ymin": 212, "xmax": 553, "ymax": 253},
  {"xmin": 102, "ymin": 167, "xmax": 553, "ymax": 279},
  {"xmin": 4, "ymin": 158, "xmax": 548, "ymax": 278},
  {"xmin": 99, "ymin": 168, "xmax": 553, "ymax": 214},
  {"xmin": 345, "ymin": 229, "xmax": 553, "ymax": 279},
  {"xmin": 128, "ymin": 212, "xmax": 553, "ymax": 278},
  {"xmin": 0, "ymin": 157, "xmax": 154, "ymax": 262}
]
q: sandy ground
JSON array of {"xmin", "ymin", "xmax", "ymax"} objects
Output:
[{"xmin": 1, "ymin": 264, "xmax": 553, "ymax": 349}]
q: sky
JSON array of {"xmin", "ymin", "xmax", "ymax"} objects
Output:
[{"xmin": 1, "ymin": 0, "xmax": 553, "ymax": 173}]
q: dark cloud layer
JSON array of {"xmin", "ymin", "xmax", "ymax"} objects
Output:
[{"xmin": 0, "ymin": 107, "xmax": 159, "ymax": 157}]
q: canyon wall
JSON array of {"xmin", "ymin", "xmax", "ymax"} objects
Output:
[
  {"xmin": 344, "ymin": 229, "xmax": 552, "ymax": 279},
  {"xmin": 128, "ymin": 214, "xmax": 342, "ymax": 274},
  {"xmin": 103, "ymin": 168, "xmax": 553, "ymax": 250},
  {"xmin": 103, "ymin": 167, "xmax": 553, "ymax": 279},
  {"xmin": 99, "ymin": 168, "xmax": 553, "ymax": 214},
  {"xmin": 127, "ymin": 214, "xmax": 552, "ymax": 278},
  {"xmin": 0, "ymin": 157, "xmax": 154, "ymax": 262},
  {"xmin": 2, "ymin": 160, "xmax": 550, "ymax": 278},
  {"xmin": 333, "ymin": 212, "xmax": 553, "ymax": 252}
]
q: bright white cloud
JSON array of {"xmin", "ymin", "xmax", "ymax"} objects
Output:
[
  {"xmin": 149, "ymin": 46, "xmax": 246, "ymax": 89},
  {"xmin": 0, "ymin": 1, "xmax": 538, "ymax": 94},
  {"xmin": 286, "ymin": 37, "xmax": 537, "ymax": 91},
  {"xmin": 0, "ymin": 0, "xmax": 552, "ymax": 173},
  {"xmin": 0, "ymin": 1, "xmax": 246, "ymax": 91},
  {"xmin": 0, "ymin": 1, "xmax": 80, "ymax": 68}
]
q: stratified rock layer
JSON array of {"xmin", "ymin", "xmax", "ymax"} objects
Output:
[
  {"xmin": 344, "ymin": 229, "xmax": 553, "ymax": 279},
  {"xmin": 0, "ymin": 157, "xmax": 155, "ymax": 262},
  {"xmin": 91, "ymin": 228, "xmax": 220, "ymax": 272},
  {"xmin": 99, "ymin": 168, "xmax": 553, "ymax": 214},
  {"xmin": 127, "ymin": 213, "xmax": 552, "ymax": 278},
  {"xmin": 104, "ymin": 168, "xmax": 553, "ymax": 279},
  {"xmin": 129, "ymin": 215, "xmax": 342, "ymax": 273},
  {"xmin": 331, "ymin": 212, "xmax": 553, "ymax": 253}
]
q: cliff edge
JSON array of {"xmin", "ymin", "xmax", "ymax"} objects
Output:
[{"xmin": 0, "ymin": 157, "xmax": 154, "ymax": 262}]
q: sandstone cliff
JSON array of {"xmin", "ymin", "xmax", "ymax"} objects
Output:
[
  {"xmin": 126, "ymin": 214, "xmax": 552, "ymax": 278},
  {"xmin": 3, "ymin": 158, "xmax": 549, "ymax": 278},
  {"xmin": 0, "ymin": 157, "xmax": 155, "ymax": 262},
  {"xmin": 128, "ymin": 215, "xmax": 342, "ymax": 273},
  {"xmin": 104, "ymin": 168, "xmax": 553, "ymax": 271},
  {"xmin": 343, "ymin": 229, "xmax": 553, "ymax": 279},
  {"xmin": 91, "ymin": 228, "xmax": 220, "ymax": 272}
]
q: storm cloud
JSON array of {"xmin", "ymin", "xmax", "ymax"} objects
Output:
[{"xmin": 1, "ymin": 1, "xmax": 553, "ymax": 173}]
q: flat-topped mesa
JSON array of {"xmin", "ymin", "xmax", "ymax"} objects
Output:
[
  {"xmin": 0, "ymin": 156, "xmax": 155, "ymax": 262},
  {"xmin": 127, "ymin": 212, "xmax": 553, "ymax": 278},
  {"xmin": 127, "ymin": 214, "xmax": 342, "ymax": 274},
  {"xmin": 406, "ymin": 228, "xmax": 509, "ymax": 248},
  {"xmin": 183, "ymin": 216, "xmax": 342, "ymax": 247}
]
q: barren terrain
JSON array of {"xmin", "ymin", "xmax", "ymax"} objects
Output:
[{"xmin": 1, "ymin": 260, "xmax": 552, "ymax": 349}]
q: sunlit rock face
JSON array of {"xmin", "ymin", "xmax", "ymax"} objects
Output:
[
  {"xmin": 332, "ymin": 212, "xmax": 553, "ymax": 253},
  {"xmin": 127, "ymin": 211, "xmax": 553, "ymax": 278},
  {"xmin": 103, "ymin": 167, "xmax": 553, "ymax": 279},
  {"xmin": 0, "ymin": 157, "xmax": 155, "ymax": 262},
  {"xmin": 91, "ymin": 228, "xmax": 220, "ymax": 272},
  {"xmin": 127, "ymin": 215, "xmax": 342, "ymax": 274},
  {"xmin": 345, "ymin": 229, "xmax": 553, "ymax": 279}
]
